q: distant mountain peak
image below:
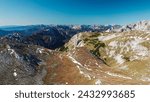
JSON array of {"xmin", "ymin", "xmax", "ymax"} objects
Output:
[{"xmin": 119, "ymin": 20, "xmax": 150, "ymax": 32}]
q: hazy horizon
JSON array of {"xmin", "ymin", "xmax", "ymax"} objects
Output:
[{"xmin": 0, "ymin": 0, "xmax": 150, "ymax": 25}]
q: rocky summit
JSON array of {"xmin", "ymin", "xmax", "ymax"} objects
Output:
[{"xmin": 0, "ymin": 21, "xmax": 150, "ymax": 85}]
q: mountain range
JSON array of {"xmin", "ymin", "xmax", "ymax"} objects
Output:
[{"xmin": 0, "ymin": 21, "xmax": 150, "ymax": 85}]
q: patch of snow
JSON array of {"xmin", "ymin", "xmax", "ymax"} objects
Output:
[
  {"xmin": 95, "ymin": 62, "xmax": 101, "ymax": 68},
  {"xmin": 44, "ymin": 29, "xmax": 50, "ymax": 31},
  {"xmin": 108, "ymin": 41, "xmax": 118, "ymax": 48},
  {"xmin": 76, "ymin": 65, "xmax": 80, "ymax": 69},
  {"xmin": 146, "ymin": 38, "xmax": 150, "ymax": 40},
  {"xmin": 130, "ymin": 55, "xmax": 139, "ymax": 61},
  {"xmin": 8, "ymin": 48, "xmax": 20, "ymax": 59},
  {"xmin": 130, "ymin": 36, "xmax": 134, "ymax": 39},
  {"xmin": 108, "ymin": 50, "xmax": 115, "ymax": 57},
  {"xmin": 59, "ymin": 54, "xmax": 63, "ymax": 60},
  {"xmin": 67, "ymin": 53, "xmax": 93, "ymax": 80},
  {"xmin": 67, "ymin": 53, "xmax": 83, "ymax": 67},
  {"xmin": 78, "ymin": 68, "xmax": 91, "ymax": 80},
  {"xmin": 72, "ymin": 25, "xmax": 81, "ymax": 30},
  {"xmin": 105, "ymin": 29, "xmax": 110, "ymax": 32},
  {"xmin": 77, "ymin": 64, "xmax": 90, "ymax": 78},
  {"xmin": 113, "ymin": 54, "xmax": 125, "ymax": 64},
  {"xmin": 48, "ymin": 49, "xmax": 52, "ymax": 53},
  {"xmin": 85, "ymin": 67, "xmax": 92, "ymax": 71},
  {"xmin": 8, "ymin": 49, "xmax": 14, "ymax": 55},
  {"xmin": 119, "ymin": 65, "xmax": 128, "ymax": 70},
  {"xmin": 138, "ymin": 37, "xmax": 142, "ymax": 40},
  {"xmin": 13, "ymin": 69, "xmax": 17, "ymax": 77},
  {"xmin": 36, "ymin": 48, "xmax": 44, "ymax": 54},
  {"xmin": 95, "ymin": 63, "xmax": 99, "ymax": 66},
  {"xmin": 98, "ymin": 33, "xmax": 119, "ymax": 41},
  {"xmin": 13, "ymin": 72, "xmax": 17, "ymax": 77},
  {"xmin": 85, "ymin": 74, "xmax": 92, "ymax": 80},
  {"xmin": 95, "ymin": 79, "xmax": 102, "ymax": 85},
  {"xmin": 106, "ymin": 72, "xmax": 132, "ymax": 79}
]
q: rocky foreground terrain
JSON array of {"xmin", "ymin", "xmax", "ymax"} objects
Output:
[{"xmin": 0, "ymin": 21, "xmax": 150, "ymax": 85}]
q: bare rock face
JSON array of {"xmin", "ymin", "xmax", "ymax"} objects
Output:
[
  {"xmin": 0, "ymin": 44, "xmax": 47, "ymax": 85},
  {"xmin": 120, "ymin": 20, "xmax": 150, "ymax": 32}
]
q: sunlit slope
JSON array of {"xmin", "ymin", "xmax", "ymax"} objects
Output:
[{"xmin": 64, "ymin": 31, "xmax": 150, "ymax": 83}]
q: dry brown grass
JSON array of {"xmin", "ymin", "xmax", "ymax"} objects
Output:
[{"xmin": 42, "ymin": 47, "xmax": 150, "ymax": 85}]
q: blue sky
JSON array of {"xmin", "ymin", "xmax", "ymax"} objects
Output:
[{"xmin": 0, "ymin": 0, "xmax": 150, "ymax": 25}]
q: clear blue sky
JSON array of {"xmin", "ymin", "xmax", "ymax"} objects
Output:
[{"xmin": 0, "ymin": 0, "xmax": 150, "ymax": 25}]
